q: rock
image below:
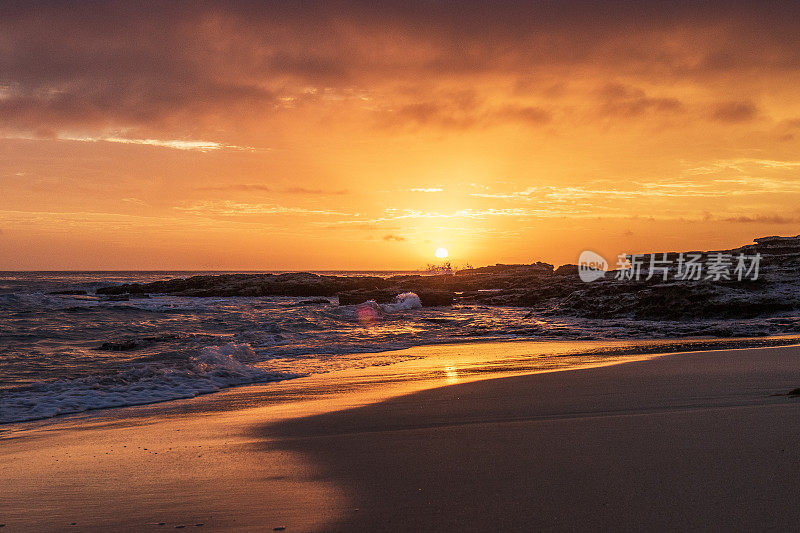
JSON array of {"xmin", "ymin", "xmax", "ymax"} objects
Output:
[
  {"xmin": 337, "ymin": 289, "xmax": 396, "ymax": 305},
  {"xmin": 788, "ymin": 388, "xmax": 800, "ymax": 396},
  {"xmin": 554, "ymin": 264, "xmax": 578, "ymax": 276},
  {"xmin": 415, "ymin": 290, "xmax": 454, "ymax": 306},
  {"xmin": 48, "ymin": 290, "xmax": 88, "ymax": 295},
  {"xmin": 84, "ymin": 234, "xmax": 800, "ymax": 320}
]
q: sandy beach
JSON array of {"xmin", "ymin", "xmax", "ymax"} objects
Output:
[{"xmin": 3, "ymin": 341, "xmax": 800, "ymax": 531}]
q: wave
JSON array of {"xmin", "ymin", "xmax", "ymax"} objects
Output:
[
  {"xmin": 0, "ymin": 343, "xmax": 298, "ymax": 424},
  {"xmin": 381, "ymin": 292, "xmax": 423, "ymax": 312},
  {"xmin": 344, "ymin": 292, "xmax": 423, "ymax": 321}
]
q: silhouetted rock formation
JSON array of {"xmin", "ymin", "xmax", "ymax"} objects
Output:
[{"xmin": 94, "ymin": 235, "xmax": 800, "ymax": 317}]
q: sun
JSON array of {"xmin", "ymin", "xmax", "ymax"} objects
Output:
[{"xmin": 435, "ymin": 247, "xmax": 449, "ymax": 259}]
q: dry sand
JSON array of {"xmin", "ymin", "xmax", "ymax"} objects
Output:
[{"xmin": 2, "ymin": 342, "xmax": 800, "ymax": 531}]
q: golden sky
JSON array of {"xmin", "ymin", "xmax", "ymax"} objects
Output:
[{"xmin": 1, "ymin": 1, "xmax": 800, "ymax": 269}]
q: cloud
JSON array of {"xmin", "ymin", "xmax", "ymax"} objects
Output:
[
  {"xmin": 471, "ymin": 187, "xmax": 538, "ymax": 199},
  {"xmin": 596, "ymin": 83, "xmax": 684, "ymax": 117},
  {"xmin": 121, "ymin": 197, "xmax": 149, "ymax": 206},
  {"xmin": 175, "ymin": 201, "xmax": 350, "ymax": 217},
  {"xmin": 722, "ymin": 214, "xmax": 800, "ymax": 224},
  {"xmin": 709, "ymin": 101, "xmax": 759, "ymax": 123},
  {"xmin": 378, "ymin": 99, "xmax": 551, "ymax": 130},
  {"xmin": 197, "ymin": 184, "xmax": 273, "ymax": 192},
  {"xmin": 196, "ymin": 184, "xmax": 347, "ymax": 195},
  {"xmin": 494, "ymin": 105, "xmax": 552, "ymax": 125},
  {"xmin": 410, "ymin": 188, "xmax": 444, "ymax": 193},
  {"xmin": 283, "ymin": 187, "xmax": 348, "ymax": 195},
  {"xmin": 1, "ymin": 1, "xmax": 799, "ymax": 140},
  {"xmin": 56, "ymin": 135, "xmax": 253, "ymax": 152},
  {"xmin": 472, "ymin": 184, "xmax": 720, "ymax": 201},
  {"xmin": 383, "ymin": 234, "xmax": 406, "ymax": 241},
  {"xmin": 348, "ymin": 207, "xmax": 589, "ymax": 224}
]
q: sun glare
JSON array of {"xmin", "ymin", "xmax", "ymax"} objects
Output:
[{"xmin": 435, "ymin": 247, "xmax": 449, "ymax": 259}]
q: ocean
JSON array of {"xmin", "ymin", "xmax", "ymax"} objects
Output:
[{"xmin": 2, "ymin": 271, "xmax": 800, "ymax": 424}]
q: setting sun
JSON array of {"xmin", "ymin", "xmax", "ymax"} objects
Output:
[{"xmin": 435, "ymin": 248, "xmax": 449, "ymax": 259}]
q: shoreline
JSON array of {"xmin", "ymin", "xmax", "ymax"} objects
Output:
[
  {"xmin": 3, "ymin": 342, "xmax": 800, "ymax": 530},
  {"xmin": 3, "ymin": 333, "xmax": 800, "ymax": 429}
]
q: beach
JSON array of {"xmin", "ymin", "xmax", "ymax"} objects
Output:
[{"xmin": 3, "ymin": 341, "xmax": 800, "ymax": 531}]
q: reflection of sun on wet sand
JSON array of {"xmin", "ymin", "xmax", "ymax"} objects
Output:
[{"xmin": 3, "ymin": 341, "xmax": 800, "ymax": 530}]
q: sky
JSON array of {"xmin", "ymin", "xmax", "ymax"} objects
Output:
[{"xmin": 1, "ymin": 1, "xmax": 800, "ymax": 270}]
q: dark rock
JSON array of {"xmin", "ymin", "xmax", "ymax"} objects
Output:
[
  {"xmin": 415, "ymin": 290, "xmax": 454, "ymax": 306},
  {"xmin": 48, "ymin": 290, "xmax": 88, "ymax": 295},
  {"xmin": 337, "ymin": 289, "xmax": 396, "ymax": 305},
  {"xmin": 788, "ymin": 388, "xmax": 800, "ymax": 396},
  {"xmin": 85, "ymin": 234, "xmax": 800, "ymax": 321},
  {"xmin": 554, "ymin": 264, "xmax": 578, "ymax": 276}
]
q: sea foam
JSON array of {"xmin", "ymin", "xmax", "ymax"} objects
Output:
[{"xmin": 0, "ymin": 343, "xmax": 296, "ymax": 424}]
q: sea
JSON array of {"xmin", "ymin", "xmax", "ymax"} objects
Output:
[{"xmin": 2, "ymin": 271, "xmax": 800, "ymax": 424}]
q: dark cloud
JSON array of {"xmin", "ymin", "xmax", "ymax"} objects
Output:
[
  {"xmin": 494, "ymin": 106, "xmax": 552, "ymax": 125},
  {"xmin": 378, "ymin": 100, "xmax": 550, "ymax": 130},
  {"xmin": 709, "ymin": 101, "xmax": 759, "ymax": 123},
  {"xmin": 724, "ymin": 214, "xmax": 799, "ymax": 224},
  {"xmin": 1, "ymin": 1, "xmax": 799, "ymax": 135},
  {"xmin": 383, "ymin": 234, "xmax": 406, "ymax": 241},
  {"xmin": 597, "ymin": 83, "xmax": 684, "ymax": 117}
]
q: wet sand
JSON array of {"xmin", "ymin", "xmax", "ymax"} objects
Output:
[{"xmin": 2, "ymin": 342, "xmax": 800, "ymax": 531}]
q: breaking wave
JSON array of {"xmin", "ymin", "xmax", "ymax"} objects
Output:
[{"xmin": 0, "ymin": 343, "xmax": 298, "ymax": 424}]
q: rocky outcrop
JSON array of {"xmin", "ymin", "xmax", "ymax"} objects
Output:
[
  {"xmin": 95, "ymin": 264, "xmax": 554, "ymax": 306},
  {"xmin": 337, "ymin": 289, "xmax": 397, "ymax": 305},
  {"xmin": 93, "ymin": 235, "xmax": 800, "ymax": 318}
]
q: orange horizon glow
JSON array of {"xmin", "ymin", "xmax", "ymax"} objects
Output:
[{"xmin": 1, "ymin": 3, "xmax": 799, "ymax": 270}]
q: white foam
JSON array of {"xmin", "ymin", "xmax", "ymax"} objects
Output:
[
  {"xmin": 0, "ymin": 343, "xmax": 296, "ymax": 424},
  {"xmin": 340, "ymin": 292, "xmax": 423, "ymax": 321},
  {"xmin": 380, "ymin": 292, "xmax": 423, "ymax": 312}
]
